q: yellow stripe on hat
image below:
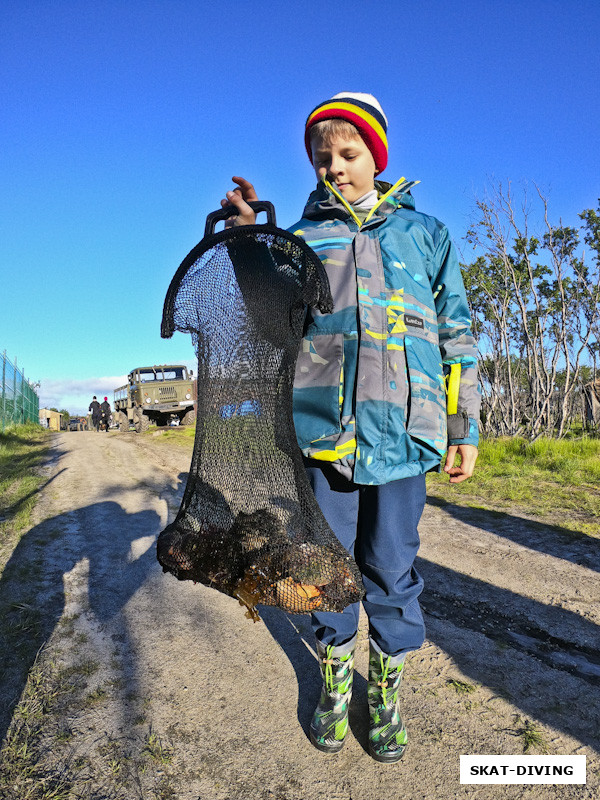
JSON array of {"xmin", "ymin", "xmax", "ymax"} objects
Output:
[{"xmin": 307, "ymin": 102, "xmax": 388, "ymax": 148}]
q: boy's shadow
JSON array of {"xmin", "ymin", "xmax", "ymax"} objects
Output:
[
  {"xmin": 0, "ymin": 501, "xmax": 160, "ymax": 743},
  {"xmin": 417, "ymin": 557, "xmax": 600, "ymax": 751},
  {"xmin": 426, "ymin": 495, "xmax": 600, "ymax": 571},
  {"xmin": 260, "ymin": 549, "xmax": 600, "ymax": 755},
  {"xmin": 259, "ymin": 606, "xmax": 370, "ymax": 753}
]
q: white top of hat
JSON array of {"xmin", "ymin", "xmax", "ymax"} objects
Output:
[{"xmin": 331, "ymin": 92, "xmax": 388, "ymax": 126}]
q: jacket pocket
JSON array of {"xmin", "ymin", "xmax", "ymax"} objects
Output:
[
  {"xmin": 293, "ymin": 333, "xmax": 344, "ymax": 447},
  {"xmin": 404, "ymin": 333, "xmax": 447, "ymax": 455}
]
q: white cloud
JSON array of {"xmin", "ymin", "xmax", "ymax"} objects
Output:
[
  {"xmin": 39, "ymin": 375, "xmax": 128, "ymax": 415},
  {"xmin": 38, "ymin": 359, "xmax": 197, "ymax": 415}
]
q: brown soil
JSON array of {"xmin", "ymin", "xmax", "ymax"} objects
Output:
[{"xmin": 1, "ymin": 430, "xmax": 598, "ymax": 799}]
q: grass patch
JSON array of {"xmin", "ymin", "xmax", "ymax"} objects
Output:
[
  {"xmin": 0, "ymin": 427, "xmax": 60, "ymax": 750},
  {"xmin": 513, "ymin": 716, "xmax": 549, "ymax": 753},
  {"xmin": 142, "ymin": 730, "xmax": 173, "ymax": 765},
  {"xmin": 447, "ymin": 678, "xmax": 476, "ymax": 694},
  {"xmin": 84, "ymin": 685, "xmax": 107, "ymax": 706},
  {"xmin": 54, "ymin": 726, "xmax": 74, "ymax": 743},
  {"xmin": 58, "ymin": 659, "xmax": 100, "ymax": 682},
  {"xmin": 0, "ymin": 649, "xmax": 81, "ymax": 799},
  {"xmin": 142, "ymin": 425, "xmax": 196, "ymax": 447},
  {"xmin": 0, "ymin": 424, "xmax": 51, "ymax": 554},
  {"xmin": 427, "ymin": 435, "xmax": 600, "ymax": 536}
]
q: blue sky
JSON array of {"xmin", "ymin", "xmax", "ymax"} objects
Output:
[{"xmin": 1, "ymin": 0, "xmax": 598, "ymax": 414}]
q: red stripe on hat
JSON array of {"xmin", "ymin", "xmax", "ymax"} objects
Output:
[{"xmin": 305, "ymin": 108, "xmax": 388, "ymax": 174}]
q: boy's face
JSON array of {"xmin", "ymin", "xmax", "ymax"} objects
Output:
[{"xmin": 311, "ymin": 133, "xmax": 376, "ymax": 203}]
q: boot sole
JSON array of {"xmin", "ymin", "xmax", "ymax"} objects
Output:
[
  {"xmin": 368, "ymin": 743, "xmax": 406, "ymax": 763},
  {"xmin": 310, "ymin": 729, "xmax": 345, "ymax": 754}
]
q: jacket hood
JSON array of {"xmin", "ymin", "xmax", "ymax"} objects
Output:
[{"xmin": 301, "ymin": 177, "xmax": 418, "ymax": 223}]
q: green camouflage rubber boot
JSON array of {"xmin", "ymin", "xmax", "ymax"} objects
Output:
[
  {"xmin": 367, "ymin": 641, "xmax": 407, "ymax": 763},
  {"xmin": 309, "ymin": 635, "xmax": 357, "ymax": 753}
]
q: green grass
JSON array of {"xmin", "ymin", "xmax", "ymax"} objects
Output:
[
  {"xmin": 447, "ymin": 678, "xmax": 476, "ymax": 694},
  {"xmin": 0, "ymin": 425, "xmax": 58, "ymax": 764},
  {"xmin": 142, "ymin": 731, "xmax": 173, "ymax": 765},
  {"xmin": 427, "ymin": 435, "xmax": 600, "ymax": 536},
  {"xmin": 0, "ymin": 649, "xmax": 80, "ymax": 800},
  {"xmin": 141, "ymin": 425, "xmax": 196, "ymax": 447},
  {"xmin": 84, "ymin": 686, "xmax": 107, "ymax": 706},
  {"xmin": 147, "ymin": 423, "xmax": 600, "ymax": 534},
  {"xmin": 513, "ymin": 716, "xmax": 549, "ymax": 753},
  {"xmin": 58, "ymin": 659, "xmax": 100, "ymax": 682},
  {"xmin": 0, "ymin": 424, "xmax": 51, "ymax": 549}
]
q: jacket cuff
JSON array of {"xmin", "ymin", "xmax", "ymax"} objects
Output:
[{"xmin": 448, "ymin": 413, "xmax": 479, "ymax": 447}]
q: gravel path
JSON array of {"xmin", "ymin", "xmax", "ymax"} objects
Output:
[{"xmin": 3, "ymin": 430, "xmax": 598, "ymax": 799}]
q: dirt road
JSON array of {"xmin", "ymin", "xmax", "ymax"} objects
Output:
[{"xmin": 2, "ymin": 430, "xmax": 599, "ymax": 799}]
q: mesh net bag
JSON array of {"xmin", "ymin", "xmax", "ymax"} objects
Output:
[{"xmin": 157, "ymin": 210, "xmax": 364, "ymax": 621}]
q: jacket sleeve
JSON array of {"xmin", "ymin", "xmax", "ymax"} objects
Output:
[{"xmin": 431, "ymin": 225, "xmax": 480, "ymax": 447}]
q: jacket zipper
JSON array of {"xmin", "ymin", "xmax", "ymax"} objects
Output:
[
  {"xmin": 364, "ymin": 176, "xmax": 417, "ymax": 223},
  {"xmin": 323, "ymin": 179, "xmax": 362, "ymax": 226},
  {"xmin": 323, "ymin": 176, "xmax": 420, "ymax": 227}
]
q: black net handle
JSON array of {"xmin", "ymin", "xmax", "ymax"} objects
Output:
[{"xmin": 204, "ymin": 201, "xmax": 277, "ymax": 237}]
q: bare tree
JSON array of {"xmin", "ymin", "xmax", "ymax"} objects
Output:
[{"xmin": 463, "ymin": 184, "xmax": 600, "ymax": 439}]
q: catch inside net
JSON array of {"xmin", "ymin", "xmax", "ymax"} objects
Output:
[{"xmin": 157, "ymin": 218, "xmax": 364, "ymax": 620}]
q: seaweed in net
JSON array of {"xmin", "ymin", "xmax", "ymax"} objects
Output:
[{"xmin": 157, "ymin": 216, "xmax": 364, "ymax": 621}]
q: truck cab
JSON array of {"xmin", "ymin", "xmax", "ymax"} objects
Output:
[{"xmin": 114, "ymin": 364, "xmax": 196, "ymax": 432}]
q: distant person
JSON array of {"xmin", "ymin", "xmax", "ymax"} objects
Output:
[
  {"xmin": 89, "ymin": 396, "xmax": 101, "ymax": 432},
  {"xmin": 100, "ymin": 397, "xmax": 111, "ymax": 432},
  {"xmin": 218, "ymin": 93, "xmax": 480, "ymax": 762}
]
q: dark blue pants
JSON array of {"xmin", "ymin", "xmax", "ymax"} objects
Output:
[{"xmin": 305, "ymin": 463, "xmax": 427, "ymax": 657}]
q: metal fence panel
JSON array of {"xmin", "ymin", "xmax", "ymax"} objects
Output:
[{"xmin": 0, "ymin": 350, "xmax": 40, "ymax": 429}]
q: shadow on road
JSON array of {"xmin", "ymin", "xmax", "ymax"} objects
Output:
[
  {"xmin": 418, "ymin": 556, "xmax": 600, "ymax": 751},
  {"xmin": 2, "ymin": 459, "xmax": 598, "ymax": 758},
  {"xmin": 259, "ymin": 607, "xmax": 370, "ymax": 754},
  {"xmin": 426, "ymin": 495, "xmax": 600, "ymax": 571},
  {"xmin": 0, "ymin": 501, "xmax": 160, "ymax": 744},
  {"xmin": 257, "ymin": 552, "xmax": 600, "ymax": 755}
]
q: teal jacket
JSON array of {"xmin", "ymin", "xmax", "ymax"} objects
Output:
[{"xmin": 289, "ymin": 177, "xmax": 480, "ymax": 485}]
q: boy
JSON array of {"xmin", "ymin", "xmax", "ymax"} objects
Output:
[{"xmin": 221, "ymin": 92, "xmax": 480, "ymax": 762}]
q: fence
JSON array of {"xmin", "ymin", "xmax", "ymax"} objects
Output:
[{"xmin": 1, "ymin": 350, "xmax": 40, "ymax": 430}]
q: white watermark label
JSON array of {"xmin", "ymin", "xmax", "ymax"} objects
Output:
[{"xmin": 460, "ymin": 755, "xmax": 586, "ymax": 784}]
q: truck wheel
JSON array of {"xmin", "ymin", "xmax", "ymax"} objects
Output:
[
  {"xmin": 134, "ymin": 408, "xmax": 150, "ymax": 433},
  {"xmin": 119, "ymin": 412, "xmax": 129, "ymax": 433},
  {"xmin": 182, "ymin": 409, "xmax": 196, "ymax": 426}
]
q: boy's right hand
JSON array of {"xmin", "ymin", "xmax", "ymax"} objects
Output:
[{"xmin": 220, "ymin": 176, "xmax": 258, "ymax": 226}]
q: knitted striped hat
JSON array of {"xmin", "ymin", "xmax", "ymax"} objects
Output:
[{"xmin": 305, "ymin": 92, "xmax": 389, "ymax": 174}]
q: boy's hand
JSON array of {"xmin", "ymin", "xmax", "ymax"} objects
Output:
[
  {"xmin": 220, "ymin": 176, "xmax": 258, "ymax": 226},
  {"xmin": 444, "ymin": 444, "xmax": 478, "ymax": 483}
]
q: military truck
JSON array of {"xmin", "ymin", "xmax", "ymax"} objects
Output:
[{"xmin": 114, "ymin": 365, "xmax": 196, "ymax": 433}]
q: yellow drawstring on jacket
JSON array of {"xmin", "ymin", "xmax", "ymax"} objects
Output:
[{"xmin": 446, "ymin": 363, "xmax": 462, "ymax": 415}]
